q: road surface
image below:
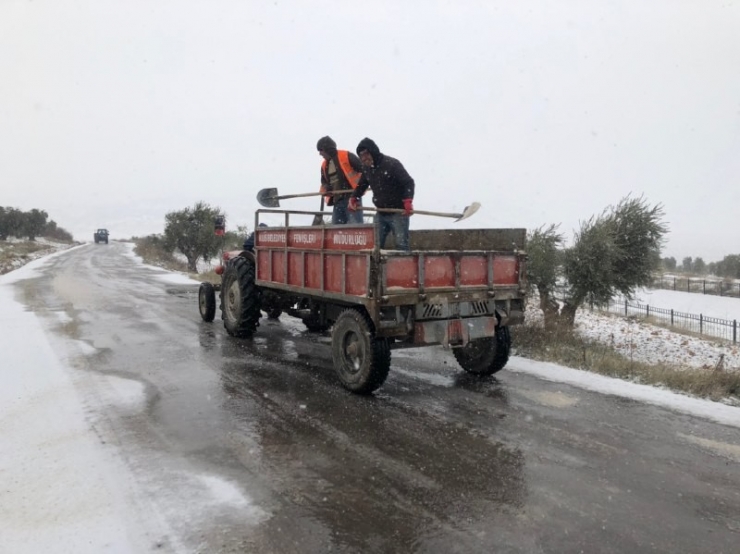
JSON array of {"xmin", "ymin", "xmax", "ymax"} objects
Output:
[{"xmin": 10, "ymin": 243, "xmax": 740, "ymax": 553}]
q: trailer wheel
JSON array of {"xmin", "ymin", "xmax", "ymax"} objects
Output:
[
  {"xmin": 198, "ymin": 282, "xmax": 216, "ymax": 322},
  {"xmin": 332, "ymin": 309, "xmax": 391, "ymax": 394},
  {"xmin": 221, "ymin": 257, "xmax": 261, "ymax": 338},
  {"xmin": 266, "ymin": 307, "xmax": 282, "ymax": 319},
  {"xmin": 303, "ymin": 315, "xmax": 331, "ymax": 333},
  {"xmin": 453, "ymin": 326, "xmax": 511, "ymax": 375}
]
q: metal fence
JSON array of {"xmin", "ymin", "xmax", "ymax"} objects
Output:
[
  {"xmin": 593, "ymin": 298, "xmax": 739, "ymax": 344},
  {"xmin": 653, "ymin": 275, "xmax": 740, "ymax": 298}
]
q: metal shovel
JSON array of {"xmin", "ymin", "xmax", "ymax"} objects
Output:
[
  {"xmin": 364, "ymin": 203, "xmax": 481, "ymax": 222},
  {"xmin": 256, "ymin": 187, "xmax": 480, "ymax": 222},
  {"xmin": 256, "ymin": 187, "xmax": 353, "ymax": 209}
]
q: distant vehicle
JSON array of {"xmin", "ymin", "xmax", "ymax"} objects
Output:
[{"xmin": 94, "ymin": 229, "xmax": 109, "ymax": 244}]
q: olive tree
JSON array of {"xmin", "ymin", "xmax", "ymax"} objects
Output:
[
  {"xmin": 693, "ymin": 257, "xmax": 706, "ymax": 275},
  {"xmin": 163, "ymin": 202, "xmax": 224, "ymax": 272},
  {"xmin": 22, "ymin": 209, "xmax": 49, "ymax": 241},
  {"xmin": 526, "ymin": 224, "xmax": 564, "ymax": 330},
  {"xmin": 715, "ymin": 254, "xmax": 740, "ymax": 279},
  {"xmin": 527, "ymin": 196, "xmax": 667, "ymax": 330},
  {"xmin": 0, "ymin": 207, "xmax": 24, "ymax": 240}
]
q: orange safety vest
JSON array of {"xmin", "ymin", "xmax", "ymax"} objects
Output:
[{"xmin": 320, "ymin": 150, "xmax": 362, "ymax": 203}]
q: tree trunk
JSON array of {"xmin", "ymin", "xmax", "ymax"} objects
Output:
[
  {"xmin": 560, "ymin": 292, "xmax": 585, "ymax": 329},
  {"xmin": 186, "ymin": 256, "xmax": 198, "ymax": 273},
  {"xmin": 560, "ymin": 301, "xmax": 579, "ymax": 328},
  {"xmin": 538, "ymin": 286, "xmax": 560, "ymax": 331}
]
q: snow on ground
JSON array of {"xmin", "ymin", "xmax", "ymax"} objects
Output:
[
  {"xmin": 0, "ymin": 252, "xmax": 145, "ymax": 552},
  {"xmin": 0, "ymin": 237, "xmax": 78, "ymax": 274},
  {"xmin": 2, "ymin": 247, "xmax": 740, "ymax": 551},
  {"xmin": 631, "ymin": 287, "xmax": 740, "ymax": 321},
  {"xmin": 172, "ymin": 250, "xmax": 217, "ymax": 273},
  {"xmin": 122, "ymin": 242, "xmax": 199, "ymax": 285},
  {"xmin": 576, "ymin": 309, "xmax": 740, "ymax": 371},
  {"xmin": 526, "ymin": 294, "xmax": 740, "ymax": 372},
  {"xmin": 508, "ymin": 358, "xmax": 740, "ymax": 427},
  {"xmin": 661, "ymin": 273, "xmax": 740, "ymax": 285}
]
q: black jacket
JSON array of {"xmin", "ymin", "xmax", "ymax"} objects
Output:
[{"xmin": 352, "ymin": 138, "xmax": 415, "ymax": 210}]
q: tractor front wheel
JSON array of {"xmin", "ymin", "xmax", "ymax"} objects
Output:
[{"xmin": 198, "ymin": 282, "xmax": 216, "ymax": 322}]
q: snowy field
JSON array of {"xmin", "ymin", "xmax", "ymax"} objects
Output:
[
  {"xmin": 526, "ymin": 289, "xmax": 740, "ymax": 372},
  {"xmin": 598, "ymin": 288, "xmax": 740, "ymax": 347},
  {"xmin": 632, "ymin": 287, "xmax": 740, "ymax": 322}
]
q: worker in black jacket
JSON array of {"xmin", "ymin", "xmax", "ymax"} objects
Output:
[{"xmin": 349, "ymin": 138, "xmax": 415, "ymax": 250}]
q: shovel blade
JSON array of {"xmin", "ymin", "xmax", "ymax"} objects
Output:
[
  {"xmin": 455, "ymin": 202, "xmax": 481, "ymax": 222},
  {"xmin": 257, "ymin": 188, "xmax": 280, "ymax": 208},
  {"xmin": 311, "ymin": 214, "xmax": 326, "ymax": 226}
]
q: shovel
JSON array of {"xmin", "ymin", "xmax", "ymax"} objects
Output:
[
  {"xmin": 257, "ymin": 187, "xmax": 353, "ymax": 208},
  {"xmin": 311, "ymin": 196, "xmax": 325, "ymax": 226},
  {"xmin": 363, "ymin": 203, "xmax": 481, "ymax": 222},
  {"xmin": 256, "ymin": 187, "xmax": 480, "ymax": 222}
]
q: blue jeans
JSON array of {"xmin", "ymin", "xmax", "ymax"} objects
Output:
[
  {"xmin": 375, "ymin": 212, "xmax": 410, "ymax": 250},
  {"xmin": 332, "ymin": 196, "xmax": 364, "ymax": 225}
]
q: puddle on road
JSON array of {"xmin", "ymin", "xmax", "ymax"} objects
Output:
[
  {"xmin": 52, "ymin": 273, "xmax": 102, "ymax": 310},
  {"xmin": 519, "ymin": 390, "xmax": 579, "ymax": 408},
  {"xmin": 88, "ymin": 373, "xmax": 147, "ymax": 412},
  {"xmin": 393, "ymin": 367, "xmax": 456, "ymax": 388},
  {"xmin": 166, "ymin": 287, "xmax": 197, "ymax": 299},
  {"xmin": 678, "ymin": 433, "xmax": 740, "ymax": 462}
]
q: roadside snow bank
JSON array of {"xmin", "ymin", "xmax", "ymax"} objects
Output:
[
  {"xmin": 0, "ymin": 239, "xmax": 78, "ymax": 275},
  {"xmin": 509, "ymin": 357, "xmax": 740, "ymax": 428},
  {"xmin": 0, "ymin": 260, "xmax": 143, "ymax": 552}
]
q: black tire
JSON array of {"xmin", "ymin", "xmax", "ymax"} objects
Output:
[
  {"xmin": 303, "ymin": 315, "xmax": 331, "ymax": 333},
  {"xmin": 453, "ymin": 326, "xmax": 511, "ymax": 375},
  {"xmin": 266, "ymin": 307, "xmax": 282, "ymax": 319},
  {"xmin": 198, "ymin": 282, "xmax": 216, "ymax": 322},
  {"xmin": 104, "ymin": 238, "xmax": 108, "ymax": 244},
  {"xmin": 220, "ymin": 257, "xmax": 261, "ymax": 338},
  {"xmin": 331, "ymin": 309, "xmax": 391, "ymax": 394}
]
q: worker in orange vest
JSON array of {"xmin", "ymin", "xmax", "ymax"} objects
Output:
[{"xmin": 317, "ymin": 136, "xmax": 364, "ymax": 224}]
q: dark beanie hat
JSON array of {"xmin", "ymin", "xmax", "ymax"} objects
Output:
[
  {"xmin": 317, "ymin": 136, "xmax": 337, "ymax": 152},
  {"xmin": 356, "ymin": 137, "xmax": 380, "ymax": 161}
]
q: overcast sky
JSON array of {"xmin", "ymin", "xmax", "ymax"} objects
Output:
[{"xmin": 1, "ymin": 1, "xmax": 738, "ymax": 260}]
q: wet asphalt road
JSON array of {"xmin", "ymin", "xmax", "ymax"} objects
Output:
[{"xmin": 14, "ymin": 243, "xmax": 740, "ymax": 553}]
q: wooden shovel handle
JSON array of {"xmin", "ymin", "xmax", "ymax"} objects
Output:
[{"xmin": 272, "ymin": 190, "xmax": 354, "ymax": 201}]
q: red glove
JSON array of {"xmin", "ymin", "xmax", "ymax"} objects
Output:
[
  {"xmin": 403, "ymin": 198, "xmax": 413, "ymax": 216},
  {"xmin": 348, "ymin": 196, "xmax": 359, "ymax": 211}
]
